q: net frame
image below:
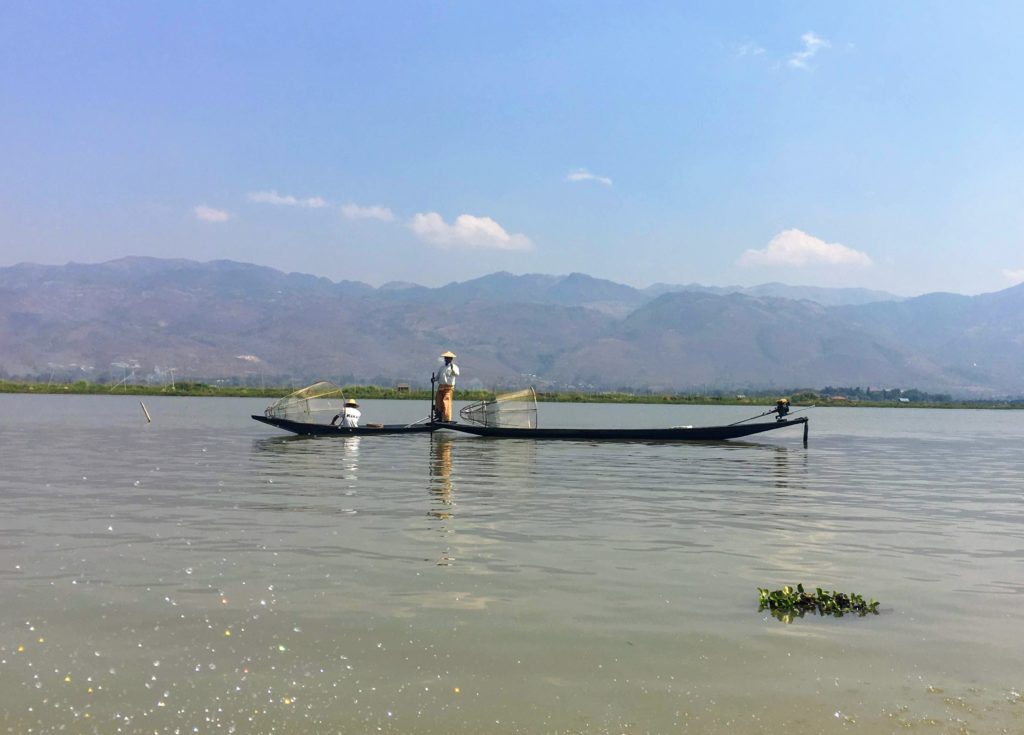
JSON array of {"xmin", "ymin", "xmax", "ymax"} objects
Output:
[
  {"xmin": 264, "ymin": 381, "xmax": 346, "ymax": 424},
  {"xmin": 459, "ymin": 388, "xmax": 538, "ymax": 428}
]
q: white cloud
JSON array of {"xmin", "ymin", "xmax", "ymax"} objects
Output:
[
  {"xmin": 247, "ymin": 190, "xmax": 328, "ymax": 208},
  {"xmin": 194, "ymin": 205, "xmax": 230, "ymax": 223},
  {"xmin": 1002, "ymin": 268, "xmax": 1024, "ymax": 284},
  {"xmin": 341, "ymin": 202, "xmax": 395, "ymax": 221},
  {"xmin": 566, "ymin": 168, "xmax": 613, "ymax": 186},
  {"xmin": 737, "ymin": 42, "xmax": 765, "ymax": 57},
  {"xmin": 409, "ymin": 212, "xmax": 533, "ymax": 251},
  {"xmin": 739, "ymin": 229, "xmax": 872, "ymax": 267},
  {"xmin": 787, "ymin": 31, "xmax": 830, "ymax": 70}
]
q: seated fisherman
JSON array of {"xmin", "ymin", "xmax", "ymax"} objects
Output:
[
  {"xmin": 772, "ymin": 398, "xmax": 790, "ymax": 421},
  {"xmin": 331, "ymin": 398, "xmax": 361, "ymax": 427}
]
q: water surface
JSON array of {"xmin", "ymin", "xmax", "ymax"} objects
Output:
[{"xmin": 2, "ymin": 395, "xmax": 1023, "ymax": 733}]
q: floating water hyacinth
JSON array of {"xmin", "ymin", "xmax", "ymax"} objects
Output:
[{"xmin": 759, "ymin": 584, "xmax": 880, "ymax": 623}]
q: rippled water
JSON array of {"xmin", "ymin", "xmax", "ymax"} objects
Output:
[{"xmin": 2, "ymin": 395, "xmax": 1023, "ymax": 733}]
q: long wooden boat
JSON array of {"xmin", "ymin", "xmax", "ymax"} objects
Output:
[
  {"xmin": 252, "ymin": 415, "xmax": 437, "ymax": 436},
  {"xmin": 253, "ymin": 381, "xmax": 809, "ymax": 442},
  {"xmin": 445, "ymin": 416, "xmax": 808, "ymax": 442}
]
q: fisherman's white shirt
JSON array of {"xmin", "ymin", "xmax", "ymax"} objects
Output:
[
  {"xmin": 438, "ymin": 363, "xmax": 460, "ymax": 386},
  {"xmin": 340, "ymin": 407, "xmax": 361, "ymax": 427}
]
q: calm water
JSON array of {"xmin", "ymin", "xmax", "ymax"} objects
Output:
[{"xmin": 2, "ymin": 395, "xmax": 1023, "ymax": 734}]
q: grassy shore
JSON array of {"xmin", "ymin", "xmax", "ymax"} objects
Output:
[{"xmin": 1, "ymin": 379, "xmax": 1021, "ymax": 409}]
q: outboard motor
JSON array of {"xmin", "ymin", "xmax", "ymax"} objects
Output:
[{"xmin": 774, "ymin": 398, "xmax": 790, "ymax": 421}]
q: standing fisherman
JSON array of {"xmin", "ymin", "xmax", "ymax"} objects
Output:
[{"xmin": 433, "ymin": 350, "xmax": 460, "ymax": 422}]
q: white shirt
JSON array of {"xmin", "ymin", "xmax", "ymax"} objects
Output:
[
  {"xmin": 339, "ymin": 407, "xmax": 361, "ymax": 427},
  {"xmin": 438, "ymin": 362, "xmax": 460, "ymax": 386}
]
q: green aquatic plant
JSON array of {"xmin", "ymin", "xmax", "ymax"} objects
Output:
[{"xmin": 758, "ymin": 584, "xmax": 880, "ymax": 623}]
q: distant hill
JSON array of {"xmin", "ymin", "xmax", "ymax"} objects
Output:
[
  {"xmin": 1, "ymin": 257, "xmax": 1021, "ymax": 395},
  {"xmin": 836, "ymin": 284, "xmax": 1024, "ymax": 394},
  {"xmin": 549, "ymin": 292, "xmax": 947, "ymax": 392},
  {"xmin": 379, "ymin": 271, "xmax": 647, "ymax": 316},
  {"xmin": 644, "ymin": 281, "xmax": 903, "ymax": 306}
]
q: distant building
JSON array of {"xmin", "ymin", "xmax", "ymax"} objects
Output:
[
  {"xmin": 898, "ymin": 397, "xmax": 910, "ymax": 403},
  {"xmin": 396, "ymin": 383, "xmax": 410, "ymax": 393}
]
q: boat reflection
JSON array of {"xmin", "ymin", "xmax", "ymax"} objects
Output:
[
  {"xmin": 768, "ymin": 442, "xmax": 808, "ymax": 491},
  {"xmin": 445, "ymin": 435, "xmax": 537, "ymax": 488},
  {"xmin": 721, "ymin": 442, "xmax": 807, "ymax": 492},
  {"xmin": 249, "ymin": 434, "xmax": 362, "ymax": 504},
  {"xmin": 710, "ymin": 440, "xmax": 809, "ymax": 493},
  {"xmin": 251, "ymin": 434, "xmax": 360, "ymax": 477}
]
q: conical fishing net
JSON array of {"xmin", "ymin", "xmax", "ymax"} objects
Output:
[
  {"xmin": 459, "ymin": 388, "xmax": 538, "ymax": 428},
  {"xmin": 265, "ymin": 381, "xmax": 345, "ymax": 423}
]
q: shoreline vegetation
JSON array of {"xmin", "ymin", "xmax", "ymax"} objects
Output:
[{"xmin": 1, "ymin": 379, "xmax": 1021, "ymax": 409}]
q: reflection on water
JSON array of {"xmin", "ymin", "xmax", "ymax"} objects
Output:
[
  {"xmin": 251, "ymin": 433, "xmax": 360, "ymax": 483},
  {"xmin": 428, "ymin": 434, "xmax": 454, "ymax": 565},
  {"xmin": 768, "ymin": 442, "xmax": 802, "ymax": 490},
  {"xmin": 3, "ymin": 397, "xmax": 1024, "ymax": 734},
  {"xmin": 340, "ymin": 436, "xmax": 360, "ymax": 485},
  {"xmin": 428, "ymin": 433, "xmax": 454, "ymax": 510}
]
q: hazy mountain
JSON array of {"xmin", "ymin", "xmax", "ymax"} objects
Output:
[
  {"xmin": 2, "ymin": 257, "xmax": 1022, "ymax": 395},
  {"xmin": 837, "ymin": 284, "xmax": 1024, "ymax": 393},
  {"xmin": 548, "ymin": 292, "xmax": 947, "ymax": 392},
  {"xmin": 380, "ymin": 271, "xmax": 646, "ymax": 316},
  {"xmin": 645, "ymin": 281, "xmax": 903, "ymax": 306}
]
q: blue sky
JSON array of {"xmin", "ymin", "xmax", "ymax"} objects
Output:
[{"xmin": 2, "ymin": 1, "xmax": 1023, "ymax": 295}]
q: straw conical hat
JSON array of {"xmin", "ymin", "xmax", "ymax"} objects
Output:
[{"xmin": 440, "ymin": 350, "xmax": 456, "ymax": 358}]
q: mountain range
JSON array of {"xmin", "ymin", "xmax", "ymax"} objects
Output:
[{"xmin": 1, "ymin": 257, "xmax": 1021, "ymax": 396}]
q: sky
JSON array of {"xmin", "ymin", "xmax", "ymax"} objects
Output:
[{"xmin": 2, "ymin": 1, "xmax": 1023, "ymax": 296}]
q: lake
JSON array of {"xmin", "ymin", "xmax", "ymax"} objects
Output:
[{"xmin": 2, "ymin": 395, "xmax": 1023, "ymax": 734}]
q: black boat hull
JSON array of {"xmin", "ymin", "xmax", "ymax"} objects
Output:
[
  {"xmin": 445, "ymin": 417, "xmax": 808, "ymax": 441},
  {"xmin": 252, "ymin": 415, "xmax": 437, "ymax": 436},
  {"xmin": 253, "ymin": 414, "xmax": 808, "ymax": 442}
]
